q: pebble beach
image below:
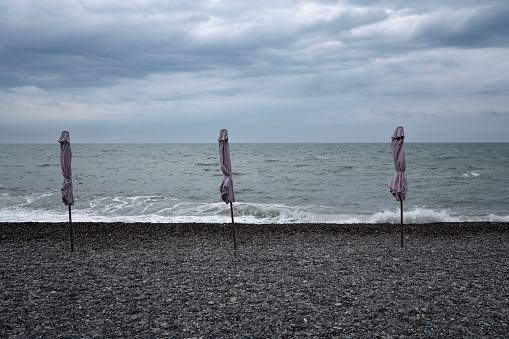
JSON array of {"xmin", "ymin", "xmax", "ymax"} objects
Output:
[{"xmin": 1, "ymin": 222, "xmax": 508, "ymax": 338}]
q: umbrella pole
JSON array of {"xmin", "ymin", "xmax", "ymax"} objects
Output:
[
  {"xmin": 400, "ymin": 199, "xmax": 403, "ymax": 248},
  {"xmin": 230, "ymin": 202, "xmax": 237, "ymax": 250},
  {"xmin": 69, "ymin": 204, "xmax": 74, "ymax": 252}
]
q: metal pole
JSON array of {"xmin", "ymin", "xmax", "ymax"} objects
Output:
[
  {"xmin": 400, "ymin": 199, "xmax": 403, "ymax": 248},
  {"xmin": 69, "ymin": 204, "xmax": 74, "ymax": 252},
  {"xmin": 230, "ymin": 202, "xmax": 237, "ymax": 250}
]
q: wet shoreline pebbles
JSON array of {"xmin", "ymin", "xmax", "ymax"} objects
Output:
[{"xmin": 1, "ymin": 222, "xmax": 508, "ymax": 338}]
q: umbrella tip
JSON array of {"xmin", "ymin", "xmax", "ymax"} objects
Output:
[
  {"xmin": 218, "ymin": 129, "xmax": 229, "ymax": 141},
  {"xmin": 58, "ymin": 131, "xmax": 71, "ymax": 143},
  {"xmin": 392, "ymin": 126, "xmax": 404, "ymax": 140}
]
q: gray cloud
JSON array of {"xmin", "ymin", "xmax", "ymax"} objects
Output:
[
  {"xmin": 411, "ymin": 5, "xmax": 509, "ymax": 48},
  {"xmin": 482, "ymin": 110, "xmax": 509, "ymax": 118},
  {"xmin": 0, "ymin": 0, "xmax": 508, "ymax": 142}
]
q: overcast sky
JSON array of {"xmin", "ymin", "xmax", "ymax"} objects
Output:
[{"xmin": 1, "ymin": 0, "xmax": 508, "ymax": 143}]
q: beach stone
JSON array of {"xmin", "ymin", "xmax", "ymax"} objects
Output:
[{"xmin": 0, "ymin": 221, "xmax": 508, "ymax": 337}]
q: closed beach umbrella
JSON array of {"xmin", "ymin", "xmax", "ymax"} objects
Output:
[
  {"xmin": 58, "ymin": 131, "xmax": 74, "ymax": 251},
  {"xmin": 388, "ymin": 126, "xmax": 407, "ymax": 201},
  {"xmin": 218, "ymin": 129, "xmax": 234, "ymax": 204},
  {"xmin": 218, "ymin": 129, "xmax": 237, "ymax": 250},
  {"xmin": 388, "ymin": 126, "xmax": 407, "ymax": 247}
]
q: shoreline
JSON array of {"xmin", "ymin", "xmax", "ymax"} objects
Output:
[
  {"xmin": 2, "ymin": 221, "xmax": 508, "ymax": 239},
  {"xmin": 1, "ymin": 222, "xmax": 508, "ymax": 249},
  {"xmin": 1, "ymin": 221, "xmax": 508, "ymax": 337}
]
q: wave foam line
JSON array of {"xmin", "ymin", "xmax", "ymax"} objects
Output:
[{"xmin": 1, "ymin": 203, "xmax": 508, "ymax": 224}]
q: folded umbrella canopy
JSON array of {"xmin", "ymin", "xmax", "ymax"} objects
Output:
[
  {"xmin": 58, "ymin": 131, "xmax": 74, "ymax": 251},
  {"xmin": 388, "ymin": 126, "xmax": 407, "ymax": 202},
  {"xmin": 388, "ymin": 126, "xmax": 407, "ymax": 248},
  {"xmin": 218, "ymin": 129, "xmax": 236, "ymax": 249},
  {"xmin": 58, "ymin": 131, "xmax": 74, "ymax": 206},
  {"xmin": 218, "ymin": 129, "xmax": 234, "ymax": 204}
]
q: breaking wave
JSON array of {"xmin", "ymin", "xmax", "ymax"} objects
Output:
[{"xmin": 1, "ymin": 199, "xmax": 508, "ymax": 224}]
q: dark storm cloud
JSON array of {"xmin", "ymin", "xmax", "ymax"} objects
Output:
[{"xmin": 411, "ymin": 5, "xmax": 509, "ymax": 48}]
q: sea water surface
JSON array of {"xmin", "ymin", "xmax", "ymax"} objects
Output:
[{"xmin": 1, "ymin": 143, "xmax": 508, "ymax": 224}]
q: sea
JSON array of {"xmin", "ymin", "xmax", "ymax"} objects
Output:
[{"xmin": 1, "ymin": 143, "xmax": 508, "ymax": 224}]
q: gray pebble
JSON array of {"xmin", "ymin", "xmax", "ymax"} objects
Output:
[{"xmin": 0, "ymin": 221, "xmax": 508, "ymax": 337}]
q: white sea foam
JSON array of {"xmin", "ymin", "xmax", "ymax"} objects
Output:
[
  {"xmin": 1, "ymin": 203, "xmax": 508, "ymax": 224},
  {"xmin": 462, "ymin": 172, "xmax": 481, "ymax": 178}
]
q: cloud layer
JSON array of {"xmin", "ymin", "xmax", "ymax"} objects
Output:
[{"xmin": 1, "ymin": 0, "xmax": 508, "ymax": 142}]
